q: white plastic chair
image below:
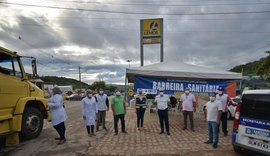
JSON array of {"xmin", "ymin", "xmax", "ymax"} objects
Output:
[{"xmin": 171, "ymin": 103, "xmax": 179, "ymax": 114}]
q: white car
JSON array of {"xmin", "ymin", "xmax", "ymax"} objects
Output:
[
  {"xmin": 227, "ymin": 96, "xmax": 241, "ymax": 119},
  {"xmin": 232, "ymin": 90, "xmax": 270, "ymax": 155}
]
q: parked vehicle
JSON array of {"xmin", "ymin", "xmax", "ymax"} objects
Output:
[
  {"xmin": 232, "ymin": 90, "xmax": 270, "ymax": 155},
  {"xmin": 0, "ymin": 46, "xmax": 50, "ymax": 145},
  {"xmin": 66, "ymin": 94, "xmax": 84, "ymax": 101},
  {"xmin": 227, "ymin": 96, "xmax": 240, "ymax": 119}
]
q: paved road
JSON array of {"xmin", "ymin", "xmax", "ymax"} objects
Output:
[{"xmin": 0, "ymin": 100, "xmax": 244, "ymax": 156}]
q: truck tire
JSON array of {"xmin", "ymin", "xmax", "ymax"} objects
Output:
[{"xmin": 20, "ymin": 107, "xmax": 44, "ymax": 140}]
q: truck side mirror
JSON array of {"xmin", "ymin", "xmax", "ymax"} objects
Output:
[{"xmin": 31, "ymin": 58, "xmax": 37, "ymax": 78}]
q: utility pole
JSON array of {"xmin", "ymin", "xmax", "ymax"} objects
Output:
[
  {"xmin": 127, "ymin": 59, "xmax": 132, "ymax": 68},
  {"xmin": 79, "ymin": 66, "xmax": 82, "ymax": 92}
]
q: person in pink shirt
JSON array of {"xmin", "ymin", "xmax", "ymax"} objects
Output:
[
  {"xmin": 215, "ymin": 87, "xmax": 233, "ymax": 136},
  {"xmin": 180, "ymin": 87, "xmax": 196, "ymax": 131}
]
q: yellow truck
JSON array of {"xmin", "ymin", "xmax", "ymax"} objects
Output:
[{"xmin": 0, "ymin": 46, "xmax": 50, "ymax": 145}]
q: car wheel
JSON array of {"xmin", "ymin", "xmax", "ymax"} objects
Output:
[
  {"xmin": 20, "ymin": 107, "xmax": 44, "ymax": 140},
  {"xmin": 233, "ymin": 146, "xmax": 243, "ymax": 154}
]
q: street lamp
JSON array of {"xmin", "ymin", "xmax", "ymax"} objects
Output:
[{"xmin": 127, "ymin": 59, "xmax": 132, "ymax": 68}]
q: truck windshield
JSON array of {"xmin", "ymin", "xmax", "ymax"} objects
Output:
[
  {"xmin": 0, "ymin": 53, "xmax": 22, "ymax": 77},
  {"xmin": 241, "ymin": 94, "xmax": 270, "ymax": 121}
]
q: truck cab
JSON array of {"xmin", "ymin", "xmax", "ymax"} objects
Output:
[{"xmin": 0, "ymin": 46, "xmax": 50, "ymax": 145}]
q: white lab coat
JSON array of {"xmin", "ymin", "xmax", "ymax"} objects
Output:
[
  {"xmin": 81, "ymin": 97, "xmax": 98, "ymax": 126},
  {"xmin": 48, "ymin": 94, "xmax": 67, "ymax": 126}
]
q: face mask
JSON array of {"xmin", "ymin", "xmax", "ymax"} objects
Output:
[
  {"xmin": 218, "ymin": 91, "xmax": 223, "ymax": 95},
  {"xmin": 99, "ymin": 91, "xmax": 104, "ymax": 94},
  {"xmin": 209, "ymin": 96, "xmax": 215, "ymax": 102},
  {"xmin": 116, "ymin": 91, "xmax": 121, "ymax": 96},
  {"xmin": 160, "ymin": 92, "xmax": 164, "ymax": 96},
  {"xmin": 185, "ymin": 91, "xmax": 190, "ymax": 94}
]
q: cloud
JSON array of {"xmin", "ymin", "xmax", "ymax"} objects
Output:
[{"xmin": 1, "ymin": 0, "xmax": 270, "ymax": 84}]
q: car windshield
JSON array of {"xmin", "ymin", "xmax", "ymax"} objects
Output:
[
  {"xmin": 240, "ymin": 94, "xmax": 270, "ymax": 121},
  {"xmin": 232, "ymin": 98, "xmax": 240, "ymax": 103}
]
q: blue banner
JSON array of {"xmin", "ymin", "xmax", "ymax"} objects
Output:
[{"xmin": 134, "ymin": 76, "xmax": 227, "ymax": 94}]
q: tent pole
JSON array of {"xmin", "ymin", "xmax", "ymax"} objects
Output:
[{"xmin": 124, "ymin": 69, "xmax": 127, "ymax": 106}]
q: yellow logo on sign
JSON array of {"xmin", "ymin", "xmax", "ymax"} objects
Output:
[
  {"xmin": 142, "ymin": 19, "xmax": 161, "ymax": 38},
  {"xmin": 128, "ymin": 89, "xmax": 134, "ymax": 96}
]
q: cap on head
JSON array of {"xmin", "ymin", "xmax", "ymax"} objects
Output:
[
  {"xmin": 217, "ymin": 87, "xmax": 224, "ymax": 91},
  {"xmin": 159, "ymin": 89, "xmax": 164, "ymax": 92},
  {"xmin": 52, "ymin": 86, "xmax": 62, "ymax": 94}
]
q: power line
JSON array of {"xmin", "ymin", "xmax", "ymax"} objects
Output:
[
  {"xmin": 2, "ymin": 15, "xmax": 270, "ymax": 21},
  {"xmin": 18, "ymin": 36, "xmax": 76, "ymax": 76},
  {"xmin": 1, "ymin": 2, "xmax": 270, "ymax": 16},
  {"xmin": 44, "ymin": 0, "xmax": 270, "ymax": 6}
]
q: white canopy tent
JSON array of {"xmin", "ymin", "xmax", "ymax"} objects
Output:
[{"xmin": 126, "ymin": 61, "xmax": 242, "ymax": 82}]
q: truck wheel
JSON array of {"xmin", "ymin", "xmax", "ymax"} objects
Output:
[{"xmin": 20, "ymin": 107, "xmax": 43, "ymax": 140}]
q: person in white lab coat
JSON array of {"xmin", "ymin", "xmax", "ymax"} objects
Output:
[
  {"xmin": 48, "ymin": 86, "xmax": 67, "ymax": 145},
  {"xmin": 81, "ymin": 90, "xmax": 98, "ymax": 137}
]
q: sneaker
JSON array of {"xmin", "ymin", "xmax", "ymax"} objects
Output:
[
  {"xmin": 114, "ymin": 133, "xmax": 118, "ymax": 136},
  {"xmin": 88, "ymin": 134, "xmax": 93, "ymax": 137},
  {"xmin": 204, "ymin": 140, "xmax": 213, "ymax": 144},
  {"xmin": 213, "ymin": 143, "xmax": 218, "ymax": 148},
  {"xmin": 57, "ymin": 139, "xmax": 66, "ymax": 145},
  {"xmin": 122, "ymin": 131, "xmax": 128, "ymax": 134},
  {"xmin": 182, "ymin": 127, "xmax": 187, "ymax": 130},
  {"xmin": 159, "ymin": 131, "xmax": 164, "ymax": 134},
  {"xmin": 92, "ymin": 133, "xmax": 96, "ymax": 136},
  {"xmin": 167, "ymin": 132, "xmax": 170, "ymax": 135}
]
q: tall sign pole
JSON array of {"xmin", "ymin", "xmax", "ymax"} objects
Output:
[
  {"xmin": 140, "ymin": 18, "xmax": 163, "ymax": 66},
  {"xmin": 140, "ymin": 20, "xmax": 144, "ymax": 66},
  {"xmin": 160, "ymin": 19, "xmax": 164, "ymax": 62}
]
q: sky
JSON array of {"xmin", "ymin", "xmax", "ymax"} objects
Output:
[{"xmin": 0, "ymin": 0, "xmax": 270, "ymax": 84}]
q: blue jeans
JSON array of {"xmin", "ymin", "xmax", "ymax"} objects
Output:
[{"xmin": 208, "ymin": 121, "xmax": 219, "ymax": 144}]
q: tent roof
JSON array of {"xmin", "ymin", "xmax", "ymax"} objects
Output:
[{"xmin": 126, "ymin": 61, "xmax": 242, "ymax": 82}]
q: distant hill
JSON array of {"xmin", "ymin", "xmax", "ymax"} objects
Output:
[
  {"xmin": 39, "ymin": 76, "xmax": 90, "ymax": 89},
  {"xmin": 230, "ymin": 56, "xmax": 270, "ymax": 89},
  {"xmin": 229, "ymin": 58, "xmax": 265, "ymax": 76}
]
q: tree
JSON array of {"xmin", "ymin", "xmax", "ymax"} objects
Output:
[
  {"xmin": 89, "ymin": 81, "xmax": 106, "ymax": 90},
  {"xmin": 257, "ymin": 51, "xmax": 270, "ymax": 79},
  {"xmin": 106, "ymin": 85, "xmax": 117, "ymax": 92}
]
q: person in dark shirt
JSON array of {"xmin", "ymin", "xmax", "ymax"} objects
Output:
[{"xmin": 135, "ymin": 89, "xmax": 147, "ymax": 131}]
